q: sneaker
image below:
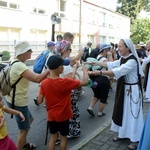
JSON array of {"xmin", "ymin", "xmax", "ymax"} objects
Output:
[
  {"xmin": 55, "ymin": 138, "xmax": 60, "ymax": 145},
  {"xmin": 98, "ymin": 112, "xmax": 106, "ymax": 117},
  {"xmin": 34, "ymin": 98, "xmax": 39, "ymax": 106},
  {"xmin": 67, "ymin": 134, "xmax": 80, "ymax": 139},
  {"xmin": 87, "ymin": 108, "xmax": 95, "ymax": 116},
  {"xmin": 143, "ymin": 98, "xmax": 150, "ymax": 103}
]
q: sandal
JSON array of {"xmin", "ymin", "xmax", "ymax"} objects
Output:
[
  {"xmin": 23, "ymin": 143, "xmax": 36, "ymax": 149},
  {"xmin": 113, "ymin": 136, "xmax": 121, "ymax": 141},
  {"xmin": 127, "ymin": 143, "xmax": 138, "ymax": 150},
  {"xmin": 113, "ymin": 136, "xmax": 128, "ymax": 142}
]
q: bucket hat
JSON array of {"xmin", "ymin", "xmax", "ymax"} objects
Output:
[{"xmin": 15, "ymin": 41, "xmax": 32, "ymax": 56}]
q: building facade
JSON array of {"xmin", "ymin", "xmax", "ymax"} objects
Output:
[{"xmin": 0, "ymin": 0, "xmax": 130, "ymax": 59}]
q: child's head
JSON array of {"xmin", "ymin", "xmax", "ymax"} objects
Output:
[
  {"xmin": 46, "ymin": 54, "xmax": 70, "ymax": 73},
  {"xmin": 47, "ymin": 41, "xmax": 55, "ymax": 50},
  {"xmin": 0, "ymin": 91, "xmax": 4, "ymax": 108}
]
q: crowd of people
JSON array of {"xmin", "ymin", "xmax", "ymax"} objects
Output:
[{"xmin": 1, "ymin": 33, "xmax": 150, "ymax": 150}]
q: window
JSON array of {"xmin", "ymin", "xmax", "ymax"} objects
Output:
[
  {"xmin": 88, "ymin": 35, "xmax": 95, "ymax": 44},
  {"xmin": 0, "ymin": 0, "xmax": 20, "ymax": 9},
  {"xmin": 87, "ymin": 8, "xmax": 95, "ymax": 24},
  {"xmin": 38, "ymin": 9, "xmax": 45, "ymax": 14},
  {"xmin": 99, "ymin": 12, "xmax": 106, "ymax": 26},
  {"xmin": 54, "ymin": 0, "xmax": 66, "ymax": 18},
  {"xmin": 109, "ymin": 37, "xmax": 114, "ymax": 43},
  {"xmin": 99, "ymin": 36, "xmax": 106, "ymax": 43},
  {"xmin": 32, "ymin": 0, "xmax": 46, "ymax": 14},
  {"xmin": 9, "ymin": 28, "xmax": 20, "ymax": 41},
  {"xmin": 30, "ymin": 29, "xmax": 47, "ymax": 42},
  {"xmin": 10, "ymin": 3, "xmax": 17, "ymax": 9},
  {"xmin": 0, "ymin": 1, "xmax": 7, "ymax": 7},
  {"xmin": 72, "ymin": 3, "xmax": 79, "ymax": 21},
  {"xmin": 0, "ymin": 27, "xmax": 8, "ymax": 40},
  {"xmin": 109, "ymin": 15, "xmax": 115, "ymax": 29}
]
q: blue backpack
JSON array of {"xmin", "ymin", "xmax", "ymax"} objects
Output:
[{"xmin": 33, "ymin": 50, "xmax": 50, "ymax": 74}]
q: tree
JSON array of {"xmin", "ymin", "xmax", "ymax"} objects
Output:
[
  {"xmin": 116, "ymin": 0, "xmax": 149, "ymax": 24},
  {"xmin": 144, "ymin": 0, "xmax": 150, "ymax": 11},
  {"xmin": 130, "ymin": 18, "xmax": 150, "ymax": 44}
]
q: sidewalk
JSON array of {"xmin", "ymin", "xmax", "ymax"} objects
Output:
[{"xmin": 71, "ymin": 102, "xmax": 150, "ymax": 150}]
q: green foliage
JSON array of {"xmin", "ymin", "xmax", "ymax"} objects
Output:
[
  {"xmin": 130, "ymin": 18, "xmax": 150, "ymax": 44},
  {"xmin": 116, "ymin": 0, "xmax": 149, "ymax": 24},
  {"xmin": 2, "ymin": 50, "xmax": 11, "ymax": 61},
  {"xmin": 144, "ymin": 0, "xmax": 150, "ymax": 11}
]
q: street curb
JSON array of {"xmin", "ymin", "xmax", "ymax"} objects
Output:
[{"xmin": 69, "ymin": 119, "xmax": 112, "ymax": 150}]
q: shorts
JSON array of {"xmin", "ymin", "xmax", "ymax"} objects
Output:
[
  {"xmin": 48, "ymin": 120, "xmax": 69, "ymax": 136},
  {"xmin": 0, "ymin": 135, "xmax": 17, "ymax": 150},
  {"xmin": 90, "ymin": 75, "xmax": 110, "ymax": 103},
  {"xmin": 7, "ymin": 102, "xmax": 33, "ymax": 130}
]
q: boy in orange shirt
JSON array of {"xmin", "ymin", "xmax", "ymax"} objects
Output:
[
  {"xmin": 37, "ymin": 54, "xmax": 88, "ymax": 150},
  {"xmin": 0, "ymin": 91, "xmax": 25, "ymax": 150}
]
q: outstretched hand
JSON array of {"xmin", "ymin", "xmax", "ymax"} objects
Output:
[
  {"xmin": 82, "ymin": 65, "xmax": 88, "ymax": 72},
  {"xmin": 91, "ymin": 61, "xmax": 99, "ymax": 66},
  {"xmin": 78, "ymin": 48, "xmax": 84, "ymax": 56}
]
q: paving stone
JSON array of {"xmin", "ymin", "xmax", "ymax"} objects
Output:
[
  {"xmin": 79, "ymin": 103, "xmax": 149, "ymax": 150},
  {"xmin": 98, "ymin": 144, "xmax": 110, "ymax": 150}
]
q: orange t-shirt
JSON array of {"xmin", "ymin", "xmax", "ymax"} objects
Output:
[{"xmin": 39, "ymin": 77, "xmax": 80, "ymax": 122}]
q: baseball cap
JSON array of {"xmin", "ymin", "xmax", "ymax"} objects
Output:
[
  {"xmin": 47, "ymin": 54, "xmax": 70, "ymax": 70},
  {"xmin": 47, "ymin": 41, "xmax": 55, "ymax": 47}
]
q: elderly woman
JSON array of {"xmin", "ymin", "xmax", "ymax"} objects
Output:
[
  {"xmin": 5, "ymin": 41, "xmax": 49, "ymax": 150},
  {"xmin": 89, "ymin": 38, "xmax": 144, "ymax": 150}
]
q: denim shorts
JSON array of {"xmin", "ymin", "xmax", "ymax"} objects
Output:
[{"xmin": 7, "ymin": 102, "xmax": 33, "ymax": 130}]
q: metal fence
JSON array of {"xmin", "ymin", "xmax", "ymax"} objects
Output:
[{"xmin": 0, "ymin": 40, "xmax": 85, "ymax": 60}]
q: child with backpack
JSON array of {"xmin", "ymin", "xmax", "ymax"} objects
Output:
[
  {"xmin": 37, "ymin": 54, "xmax": 89, "ymax": 150},
  {"xmin": 0, "ymin": 91, "xmax": 25, "ymax": 150},
  {"xmin": 33, "ymin": 41, "xmax": 55, "ymax": 74},
  {"xmin": 33, "ymin": 41, "xmax": 55, "ymax": 106}
]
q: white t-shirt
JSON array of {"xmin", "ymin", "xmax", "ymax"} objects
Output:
[{"xmin": 61, "ymin": 65, "xmax": 73, "ymax": 77}]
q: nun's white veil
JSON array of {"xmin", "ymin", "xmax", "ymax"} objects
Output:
[{"xmin": 122, "ymin": 38, "xmax": 144, "ymax": 77}]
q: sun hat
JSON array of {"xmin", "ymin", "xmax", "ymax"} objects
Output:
[
  {"xmin": 47, "ymin": 41, "xmax": 55, "ymax": 47},
  {"xmin": 99, "ymin": 44, "xmax": 112, "ymax": 53},
  {"xmin": 47, "ymin": 54, "xmax": 70, "ymax": 70},
  {"xmin": 14, "ymin": 41, "xmax": 32, "ymax": 56}
]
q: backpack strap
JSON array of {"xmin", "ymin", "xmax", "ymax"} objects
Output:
[
  {"xmin": 10, "ymin": 60, "xmax": 23, "ymax": 118},
  {"xmin": 97, "ymin": 56, "xmax": 105, "ymax": 70}
]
